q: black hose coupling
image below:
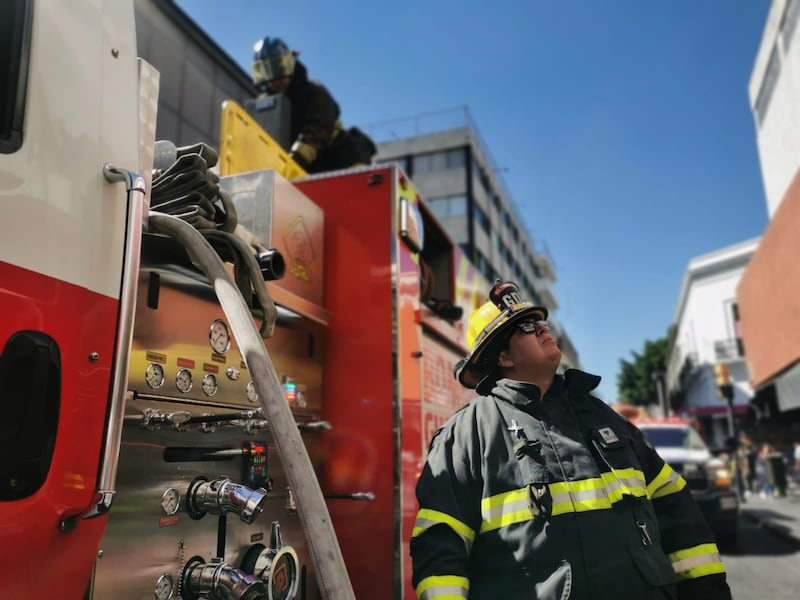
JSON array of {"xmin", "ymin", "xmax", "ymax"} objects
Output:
[{"xmin": 257, "ymin": 248, "xmax": 285, "ymax": 281}]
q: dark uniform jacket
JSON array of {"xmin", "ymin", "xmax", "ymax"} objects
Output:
[
  {"xmin": 284, "ymin": 62, "xmax": 375, "ymax": 173},
  {"xmin": 285, "ymin": 61, "xmax": 340, "ymax": 167},
  {"xmin": 410, "ymin": 370, "xmax": 731, "ymax": 600}
]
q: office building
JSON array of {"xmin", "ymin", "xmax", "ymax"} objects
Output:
[{"xmin": 372, "ymin": 111, "xmax": 581, "ymax": 370}]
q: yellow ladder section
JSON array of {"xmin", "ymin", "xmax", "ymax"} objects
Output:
[{"xmin": 218, "ymin": 100, "xmax": 307, "ymax": 179}]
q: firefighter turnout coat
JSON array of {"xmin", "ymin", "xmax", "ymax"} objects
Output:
[{"xmin": 410, "ymin": 370, "xmax": 731, "ymax": 600}]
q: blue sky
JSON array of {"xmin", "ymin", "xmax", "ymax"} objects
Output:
[{"xmin": 175, "ymin": 0, "xmax": 771, "ymax": 401}]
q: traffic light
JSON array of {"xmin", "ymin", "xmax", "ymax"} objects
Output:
[
  {"xmin": 713, "ymin": 363, "xmax": 733, "ymax": 402},
  {"xmin": 713, "ymin": 363, "xmax": 731, "ymax": 387}
]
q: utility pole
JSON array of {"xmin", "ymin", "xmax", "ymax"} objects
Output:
[
  {"xmin": 714, "ymin": 363, "xmax": 745, "ymax": 503},
  {"xmin": 653, "ymin": 370, "xmax": 668, "ymax": 418}
]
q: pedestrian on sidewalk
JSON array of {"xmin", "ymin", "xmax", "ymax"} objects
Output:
[
  {"xmin": 411, "ymin": 280, "xmax": 732, "ymax": 600},
  {"xmin": 761, "ymin": 443, "xmax": 788, "ymax": 498},
  {"xmin": 742, "ymin": 436, "xmax": 758, "ymax": 496}
]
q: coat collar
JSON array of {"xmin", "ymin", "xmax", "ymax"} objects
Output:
[{"xmin": 488, "ymin": 369, "xmax": 601, "ymax": 407}]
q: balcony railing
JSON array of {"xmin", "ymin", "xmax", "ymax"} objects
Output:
[{"xmin": 714, "ymin": 338, "xmax": 744, "ymax": 361}]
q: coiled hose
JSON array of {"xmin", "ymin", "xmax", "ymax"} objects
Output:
[{"xmin": 149, "ymin": 141, "xmax": 276, "ymax": 337}]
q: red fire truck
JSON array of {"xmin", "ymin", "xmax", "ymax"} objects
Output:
[{"xmin": 0, "ymin": 2, "xmax": 486, "ymax": 598}]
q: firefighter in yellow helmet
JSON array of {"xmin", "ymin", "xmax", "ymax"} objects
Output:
[
  {"xmin": 251, "ymin": 37, "xmax": 376, "ymax": 173},
  {"xmin": 411, "ymin": 281, "xmax": 732, "ymax": 600}
]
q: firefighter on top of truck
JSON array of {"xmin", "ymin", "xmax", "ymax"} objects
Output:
[
  {"xmin": 251, "ymin": 36, "xmax": 376, "ymax": 173},
  {"xmin": 410, "ymin": 281, "xmax": 732, "ymax": 600}
]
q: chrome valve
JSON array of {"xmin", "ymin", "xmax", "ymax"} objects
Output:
[
  {"xmin": 240, "ymin": 521, "xmax": 300, "ymax": 600},
  {"xmin": 181, "ymin": 556, "xmax": 266, "ymax": 600},
  {"xmin": 186, "ymin": 476, "xmax": 268, "ymax": 524}
]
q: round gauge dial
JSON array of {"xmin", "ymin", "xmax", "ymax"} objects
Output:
[
  {"xmin": 201, "ymin": 373, "xmax": 218, "ymax": 397},
  {"xmin": 161, "ymin": 487, "xmax": 180, "ymax": 515},
  {"xmin": 175, "ymin": 368, "xmax": 193, "ymax": 393},
  {"xmin": 270, "ymin": 549, "xmax": 300, "ymax": 600},
  {"xmin": 246, "ymin": 381, "xmax": 259, "ymax": 403},
  {"xmin": 145, "ymin": 363, "xmax": 165, "ymax": 389},
  {"xmin": 154, "ymin": 572, "xmax": 175, "ymax": 600},
  {"xmin": 209, "ymin": 319, "xmax": 231, "ymax": 355}
]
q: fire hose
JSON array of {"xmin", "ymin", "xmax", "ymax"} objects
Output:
[{"xmin": 147, "ymin": 210, "xmax": 355, "ymax": 599}]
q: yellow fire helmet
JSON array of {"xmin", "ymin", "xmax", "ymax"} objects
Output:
[{"xmin": 455, "ymin": 280, "xmax": 548, "ymax": 389}]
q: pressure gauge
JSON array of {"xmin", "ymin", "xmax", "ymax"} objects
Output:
[
  {"xmin": 175, "ymin": 368, "xmax": 193, "ymax": 393},
  {"xmin": 145, "ymin": 363, "xmax": 165, "ymax": 389},
  {"xmin": 201, "ymin": 373, "xmax": 218, "ymax": 397},
  {"xmin": 209, "ymin": 319, "xmax": 231, "ymax": 354},
  {"xmin": 246, "ymin": 381, "xmax": 258, "ymax": 403},
  {"xmin": 161, "ymin": 488, "xmax": 180, "ymax": 515},
  {"xmin": 154, "ymin": 573, "xmax": 175, "ymax": 600}
]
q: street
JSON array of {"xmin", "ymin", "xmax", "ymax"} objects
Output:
[{"xmin": 722, "ymin": 513, "xmax": 800, "ymax": 599}]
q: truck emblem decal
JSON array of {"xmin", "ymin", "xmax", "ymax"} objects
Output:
[{"xmin": 283, "ymin": 216, "xmax": 315, "ymax": 281}]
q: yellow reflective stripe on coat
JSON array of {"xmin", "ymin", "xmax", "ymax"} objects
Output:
[
  {"xmin": 415, "ymin": 575, "xmax": 469, "ymax": 600},
  {"xmin": 551, "ymin": 469, "xmax": 648, "ymax": 515},
  {"xmin": 668, "ymin": 543, "xmax": 726, "ymax": 580},
  {"xmin": 647, "ymin": 463, "xmax": 687, "ymax": 499},
  {"xmin": 481, "ymin": 488, "xmax": 533, "ymax": 531},
  {"xmin": 413, "ymin": 508, "xmax": 476, "ymax": 553},
  {"xmin": 480, "ymin": 469, "xmax": 648, "ymax": 532}
]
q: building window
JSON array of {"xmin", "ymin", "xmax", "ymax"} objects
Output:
[
  {"xmin": 412, "ymin": 153, "xmax": 433, "ymax": 175},
  {"xmin": 1, "ymin": 0, "xmax": 32, "ymax": 154},
  {"xmin": 715, "ymin": 301, "xmax": 745, "ymax": 360},
  {"xmin": 427, "ymin": 195, "xmax": 467, "ymax": 220},
  {"xmin": 412, "ymin": 148, "xmax": 467, "ymax": 175},
  {"xmin": 473, "ymin": 203, "xmax": 490, "ymax": 234},
  {"xmin": 473, "ymin": 249, "xmax": 493, "ymax": 281},
  {"xmin": 381, "ymin": 156, "xmax": 409, "ymax": 172},
  {"xmin": 755, "ymin": 45, "xmax": 781, "ymax": 127},
  {"xmin": 781, "ymin": 0, "xmax": 800, "ymax": 50},
  {"xmin": 731, "ymin": 302, "xmax": 745, "ymax": 357},
  {"xmin": 522, "ymin": 275, "xmax": 532, "ymax": 291},
  {"xmin": 446, "ymin": 148, "xmax": 466, "ymax": 168},
  {"xmin": 500, "ymin": 243, "xmax": 511, "ymax": 265}
]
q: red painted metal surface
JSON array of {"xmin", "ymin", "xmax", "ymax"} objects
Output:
[
  {"xmin": 298, "ymin": 168, "xmax": 399, "ymax": 599},
  {"xmin": 297, "ymin": 166, "xmax": 485, "ymax": 598},
  {"xmin": 0, "ymin": 261, "xmax": 118, "ymax": 597}
]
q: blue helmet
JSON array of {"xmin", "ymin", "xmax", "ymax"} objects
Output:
[{"xmin": 251, "ymin": 37, "xmax": 297, "ymax": 85}]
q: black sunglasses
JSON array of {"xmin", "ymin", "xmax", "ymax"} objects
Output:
[{"xmin": 515, "ymin": 320, "xmax": 550, "ymax": 335}]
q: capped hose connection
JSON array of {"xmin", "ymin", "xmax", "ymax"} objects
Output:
[
  {"xmin": 181, "ymin": 556, "xmax": 267, "ymax": 600},
  {"xmin": 186, "ymin": 476, "xmax": 268, "ymax": 524}
]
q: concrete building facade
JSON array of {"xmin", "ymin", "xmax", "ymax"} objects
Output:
[
  {"xmin": 665, "ymin": 239, "xmax": 758, "ymax": 446},
  {"xmin": 133, "ymin": 0, "xmax": 256, "ymax": 149},
  {"xmin": 373, "ymin": 114, "xmax": 581, "ymax": 371},
  {"xmin": 748, "ymin": 0, "xmax": 800, "ymax": 217}
]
